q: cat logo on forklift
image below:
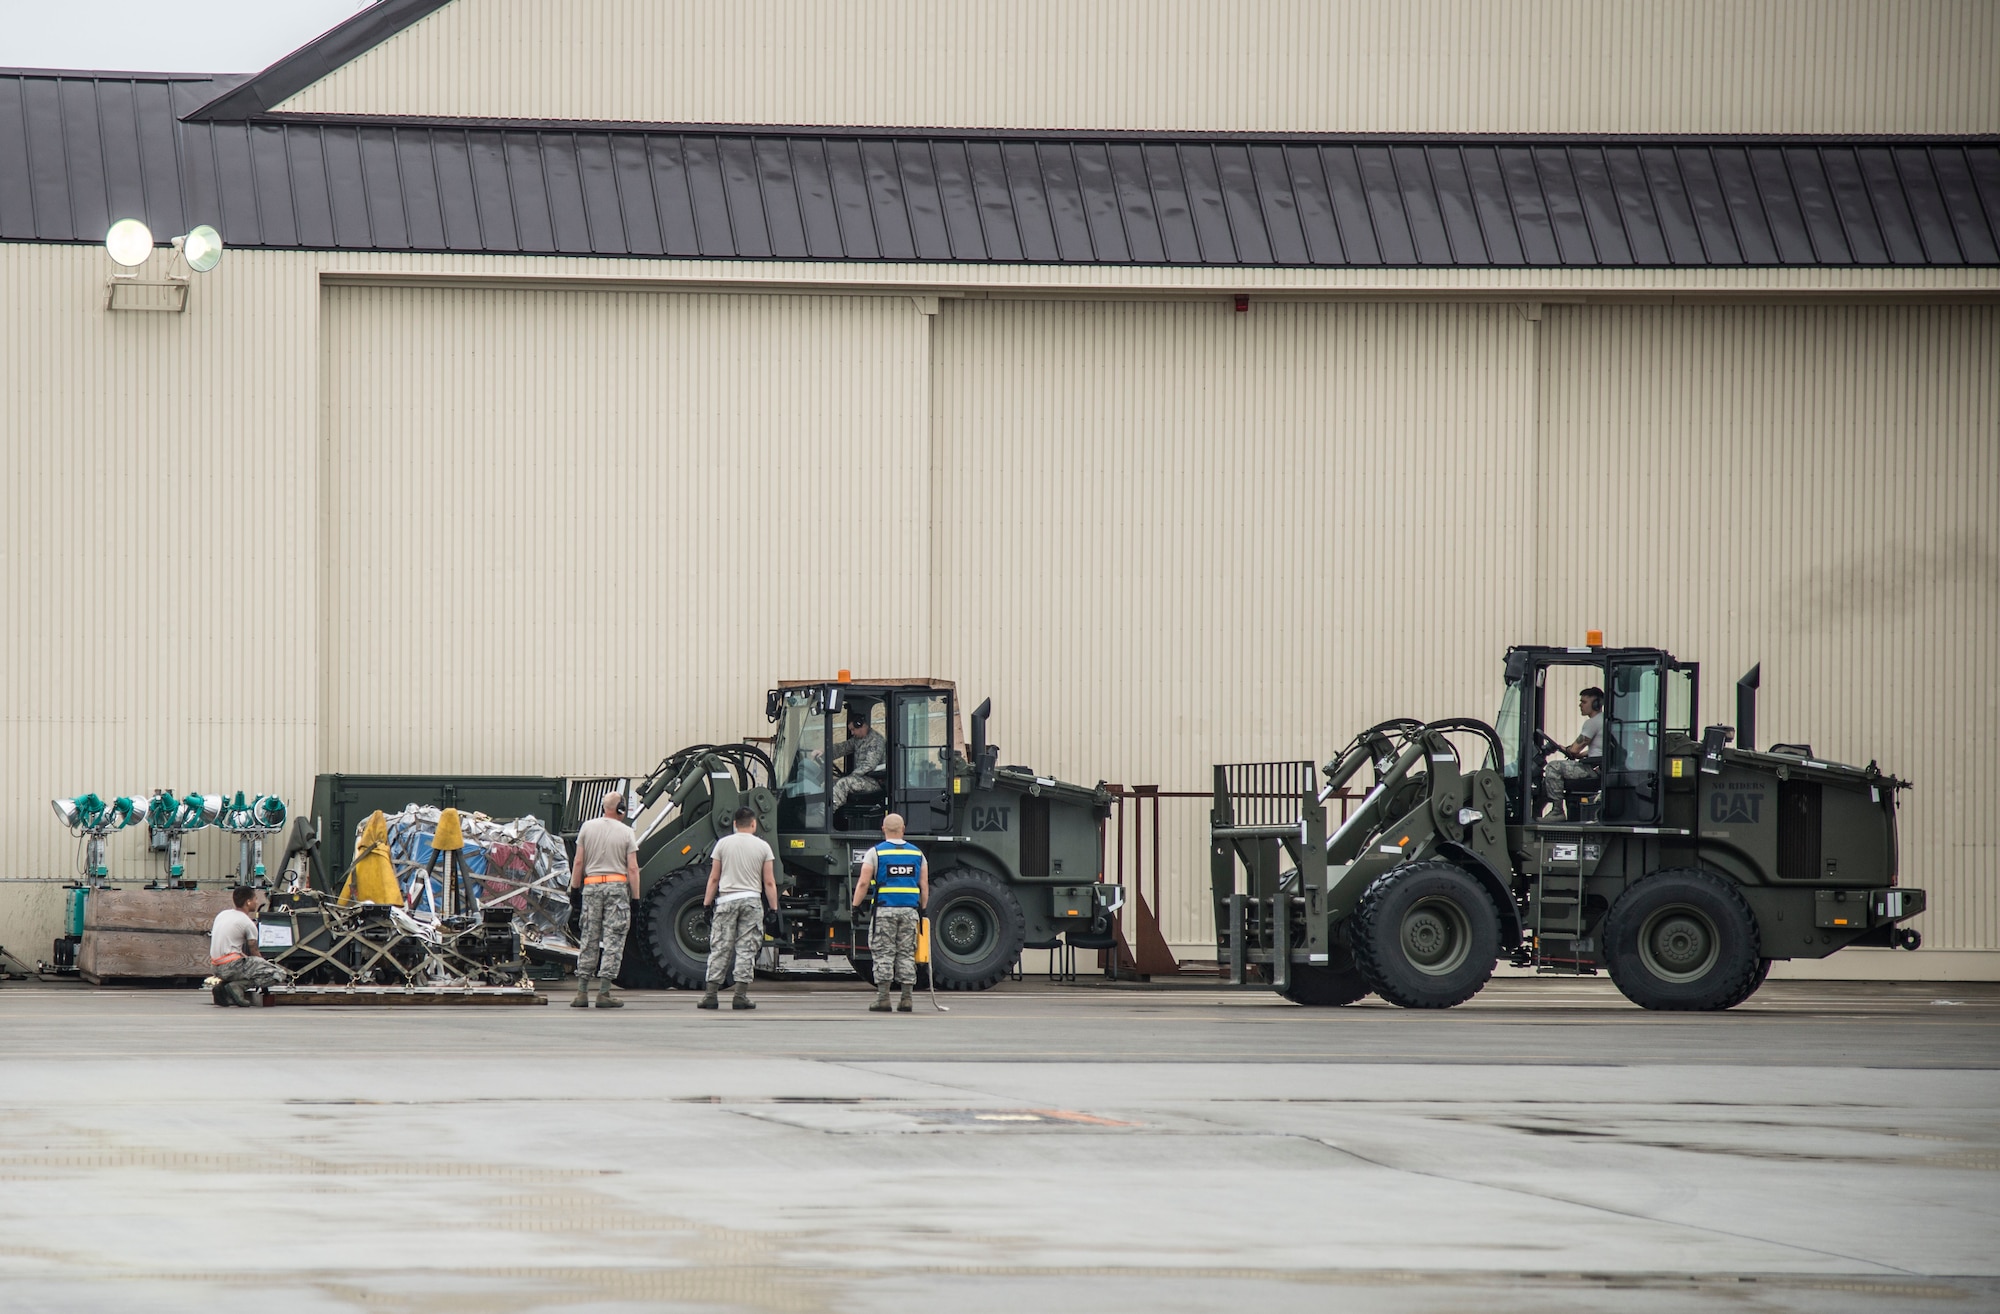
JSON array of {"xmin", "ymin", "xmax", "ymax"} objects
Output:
[
  {"xmin": 1710, "ymin": 788, "xmax": 1765, "ymax": 824},
  {"xmin": 971, "ymin": 805, "xmax": 1011, "ymax": 832}
]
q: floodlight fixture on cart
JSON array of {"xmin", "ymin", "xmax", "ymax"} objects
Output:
[{"xmin": 52, "ymin": 792, "xmax": 150, "ymax": 883}]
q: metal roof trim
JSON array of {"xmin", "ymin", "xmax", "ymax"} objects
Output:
[
  {"xmin": 226, "ymin": 112, "xmax": 2000, "ymax": 148},
  {"xmin": 0, "ymin": 68, "xmax": 247, "ymax": 83},
  {"xmin": 183, "ymin": 0, "xmax": 458, "ymax": 122}
]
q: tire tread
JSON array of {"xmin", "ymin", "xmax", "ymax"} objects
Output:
[
  {"xmin": 639, "ymin": 867, "xmax": 712, "ymax": 991},
  {"xmin": 1602, "ymin": 867, "xmax": 1762, "ymax": 1011},
  {"xmin": 928, "ymin": 868, "xmax": 1026, "ymax": 992},
  {"xmin": 1348, "ymin": 859, "xmax": 1500, "ymax": 1009}
]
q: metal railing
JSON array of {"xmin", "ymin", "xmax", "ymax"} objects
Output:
[
  {"xmin": 1099, "ymin": 777, "xmax": 1364, "ymax": 976},
  {"xmin": 1214, "ymin": 760, "xmax": 1319, "ymax": 831}
]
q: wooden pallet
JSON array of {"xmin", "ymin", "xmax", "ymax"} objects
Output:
[{"xmin": 261, "ymin": 984, "xmax": 545, "ymax": 1006}]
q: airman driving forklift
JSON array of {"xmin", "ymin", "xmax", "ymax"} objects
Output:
[
  {"xmin": 601, "ymin": 677, "xmax": 1120, "ymax": 991},
  {"xmin": 1211, "ymin": 641, "xmax": 1924, "ymax": 1010}
]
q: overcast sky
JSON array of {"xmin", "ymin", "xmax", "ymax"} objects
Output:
[{"xmin": 0, "ymin": 0, "xmax": 372, "ymax": 75}]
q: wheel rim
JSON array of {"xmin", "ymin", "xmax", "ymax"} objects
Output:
[
  {"xmin": 1400, "ymin": 895, "xmax": 1472, "ymax": 976},
  {"xmin": 674, "ymin": 900, "xmax": 712, "ymax": 957},
  {"xmin": 935, "ymin": 897, "xmax": 996, "ymax": 965},
  {"xmin": 1638, "ymin": 903, "xmax": 1719, "ymax": 983}
]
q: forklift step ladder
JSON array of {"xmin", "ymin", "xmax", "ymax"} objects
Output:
[
  {"xmin": 1531, "ymin": 863, "xmax": 1591, "ymax": 974},
  {"xmin": 1214, "ymin": 761, "xmax": 1320, "ymax": 992}
]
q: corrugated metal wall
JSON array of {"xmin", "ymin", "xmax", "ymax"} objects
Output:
[
  {"xmin": 928, "ymin": 298, "xmax": 1998, "ymax": 961},
  {"xmin": 0, "ymin": 245, "xmax": 320, "ymax": 955},
  {"xmin": 278, "ymin": 0, "xmax": 2000, "ymax": 135},
  {"xmin": 928, "ymin": 299, "xmax": 1541, "ymax": 945},
  {"xmin": 1536, "ymin": 304, "xmax": 2000, "ymax": 953},
  {"xmin": 319, "ymin": 285, "xmax": 934, "ymax": 776},
  {"xmin": 3, "ymin": 243, "xmax": 1992, "ymax": 973}
]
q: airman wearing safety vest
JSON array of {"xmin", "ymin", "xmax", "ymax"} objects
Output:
[{"xmin": 851, "ymin": 813, "xmax": 928, "ymax": 1013}]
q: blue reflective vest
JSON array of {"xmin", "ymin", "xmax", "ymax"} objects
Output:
[{"xmin": 870, "ymin": 841, "xmax": 925, "ymax": 908}]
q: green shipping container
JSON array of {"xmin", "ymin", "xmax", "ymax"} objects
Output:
[{"xmin": 308, "ymin": 774, "xmax": 568, "ymax": 894}]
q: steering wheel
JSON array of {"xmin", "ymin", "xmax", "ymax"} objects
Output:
[{"xmin": 1534, "ymin": 730, "xmax": 1565, "ymax": 758}]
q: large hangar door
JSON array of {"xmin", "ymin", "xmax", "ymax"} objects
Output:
[
  {"xmin": 320, "ymin": 286, "xmax": 932, "ymax": 775},
  {"xmin": 931, "ymin": 299, "xmax": 1539, "ymax": 947},
  {"xmin": 1537, "ymin": 304, "xmax": 1999, "ymax": 958}
]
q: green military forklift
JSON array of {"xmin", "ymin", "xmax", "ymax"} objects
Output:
[
  {"xmin": 595, "ymin": 677, "xmax": 1120, "ymax": 991},
  {"xmin": 1211, "ymin": 641, "xmax": 1925, "ymax": 1010}
]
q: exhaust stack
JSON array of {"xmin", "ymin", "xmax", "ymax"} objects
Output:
[
  {"xmin": 969, "ymin": 698, "xmax": 998, "ymax": 789},
  {"xmin": 1736, "ymin": 663, "xmax": 1761, "ymax": 753}
]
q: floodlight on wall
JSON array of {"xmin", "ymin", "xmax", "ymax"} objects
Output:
[
  {"xmin": 105, "ymin": 218, "xmax": 155, "ymax": 267},
  {"xmin": 105, "ymin": 221, "xmax": 223, "ymax": 313},
  {"xmin": 179, "ymin": 225, "xmax": 224, "ymax": 273}
]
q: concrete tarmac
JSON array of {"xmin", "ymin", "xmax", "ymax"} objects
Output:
[{"xmin": 3, "ymin": 976, "xmax": 1997, "ymax": 1313}]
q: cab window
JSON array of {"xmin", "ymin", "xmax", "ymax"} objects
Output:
[
  {"xmin": 894, "ymin": 694, "xmax": 950, "ymax": 791},
  {"xmin": 772, "ymin": 690, "xmax": 829, "ymax": 830}
]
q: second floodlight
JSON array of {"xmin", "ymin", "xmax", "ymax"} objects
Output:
[
  {"xmin": 105, "ymin": 218, "xmax": 154, "ymax": 267},
  {"xmin": 181, "ymin": 225, "xmax": 223, "ymax": 273}
]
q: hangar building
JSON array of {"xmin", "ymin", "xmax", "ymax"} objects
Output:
[{"xmin": 2, "ymin": 0, "xmax": 1995, "ymax": 976}]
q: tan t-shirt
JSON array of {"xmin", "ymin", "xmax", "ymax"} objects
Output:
[
  {"xmin": 711, "ymin": 831, "xmax": 774, "ymax": 903},
  {"xmin": 575, "ymin": 816, "xmax": 638, "ymax": 877},
  {"xmin": 210, "ymin": 908, "xmax": 257, "ymax": 961}
]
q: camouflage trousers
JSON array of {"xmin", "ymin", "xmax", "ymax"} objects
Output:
[
  {"xmin": 215, "ymin": 956, "xmax": 288, "ymax": 989},
  {"xmin": 832, "ymin": 775, "xmax": 883, "ymax": 809},
  {"xmin": 869, "ymin": 907, "xmax": 920, "ymax": 987},
  {"xmin": 577, "ymin": 882, "xmax": 630, "ymax": 980},
  {"xmin": 1546, "ymin": 757, "xmax": 1598, "ymax": 811},
  {"xmin": 706, "ymin": 898, "xmax": 764, "ymax": 988}
]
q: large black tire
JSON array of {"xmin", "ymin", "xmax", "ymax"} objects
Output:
[
  {"xmin": 1717, "ymin": 956, "xmax": 1774, "ymax": 1009},
  {"xmin": 1602, "ymin": 868, "xmax": 1762, "ymax": 1011},
  {"xmin": 637, "ymin": 867, "xmax": 715, "ymax": 990},
  {"xmin": 614, "ymin": 895, "xmax": 670, "ymax": 990},
  {"xmin": 926, "ymin": 868, "xmax": 1025, "ymax": 991},
  {"xmin": 1348, "ymin": 860, "xmax": 1501, "ymax": 1009},
  {"xmin": 1279, "ymin": 963, "xmax": 1372, "ymax": 1007}
]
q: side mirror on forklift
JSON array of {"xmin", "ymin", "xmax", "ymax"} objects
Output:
[
  {"xmin": 765, "ymin": 690, "xmax": 781, "ymax": 722},
  {"xmin": 1699, "ymin": 724, "xmax": 1733, "ymax": 775}
]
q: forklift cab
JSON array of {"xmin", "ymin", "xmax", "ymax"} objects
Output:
[
  {"xmin": 1494, "ymin": 645, "xmax": 1698, "ymax": 827},
  {"xmin": 767, "ymin": 681, "xmax": 956, "ymax": 836}
]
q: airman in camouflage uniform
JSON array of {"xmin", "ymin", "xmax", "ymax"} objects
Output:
[
  {"xmin": 572, "ymin": 791, "xmax": 640, "ymax": 1008},
  {"xmin": 828, "ymin": 712, "xmax": 886, "ymax": 810},
  {"xmin": 209, "ymin": 886, "xmax": 290, "ymax": 1006},
  {"xmin": 701, "ymin": 807, "xmax": 778, "ymax": 1011},
  {"xmin": 852, "ymin": 814, "xmax": 929, "ymax": 1013}
]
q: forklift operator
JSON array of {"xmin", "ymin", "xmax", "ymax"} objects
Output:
[
  {"xmin": 824, "ymin": 711, "xmax": 886, "ymax": 809},
  {"xmin": 1545, "ymin": 687, "xmax": 1605, "ymax": 816}
]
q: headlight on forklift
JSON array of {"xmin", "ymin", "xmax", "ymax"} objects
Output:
[{"xmin": 1457, "ymin": 808, "xmax": 1483, "ymax": 825}]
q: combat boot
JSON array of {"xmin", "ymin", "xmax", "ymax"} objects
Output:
[
  {"xmin": 897, "ymin": 986, "xmax": 914, "ymax": 1013},
  {"xmin": 219, "ymin": 981, "xmax": 251, "ymax": 1008},
  {"xmin": 869, "ymin": 983, "xmax": 892, "ymax": 1013},
  {"xmin": 731, "ymin": 984, "xmax": 756, "ymax": 1010},
  {"xmin": 596, "ymin": 980, "xmax": 623, "ymax": 1009},
  {"xmin": 697, "ymin": 986, "xmax": 720, "ymax": 1010},
  {"xmin": 571, "ymin": 976, "xmax": 592, "ymax": 1008}
]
